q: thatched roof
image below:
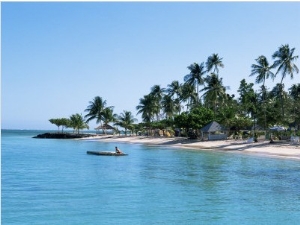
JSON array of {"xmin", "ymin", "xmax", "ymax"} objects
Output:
[
  {"xmin": 200, "ymin": 121, "xmax": 225, "ymax": 133},
  {"xmin": 95, "ymin": 124, "xmax": 115, "ymax": 130}
]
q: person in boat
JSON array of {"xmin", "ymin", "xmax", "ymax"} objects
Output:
[{"xmin": 115, "ymin": 146, "xmax": 123, "ymax": 154}]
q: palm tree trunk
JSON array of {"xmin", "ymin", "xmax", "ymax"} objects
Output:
[
  {"xmin": 264, "ymin": 103, "xmax": 267, "ymax": 130},
  {"xmin": 196, "ymin": 84, "xmax": 199, "ymax": 104},
  {"xmin": 280, "ymin": 80, "xmax": 285, "ymax": 121},
  {"xmin": 262, "ymin": 84, "xmax": 267, "ymax": 131},
  {"xmin": 214, "ymin": 100, "xmax": 217, "ymax": 120},
  {"xmin": 281, "ymin": 94, "xmax": 284, "ymax": 121}
]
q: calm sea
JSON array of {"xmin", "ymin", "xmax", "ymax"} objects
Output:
[{"xmin": 2, "ymin": 129, "xmax": 300, "ymax": 224}]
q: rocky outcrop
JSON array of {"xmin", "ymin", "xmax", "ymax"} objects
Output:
[{"xmin": 33, "ymin": 133, "xmax": 95, "ymax": 139}]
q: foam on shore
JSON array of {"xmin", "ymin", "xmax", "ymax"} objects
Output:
[{"xmin": 82, "ymin": 135, "xmax": 300, "ymax": 160}]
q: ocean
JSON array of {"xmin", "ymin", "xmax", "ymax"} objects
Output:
[{"xmin": 2, "ymin": 129, "xmax": 300, "ymax": 224}]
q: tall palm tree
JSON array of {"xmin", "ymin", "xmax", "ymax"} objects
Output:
[
  {"xmin": 201, "ymin": 73, "xmax": 227, "ymax": 119},
  {"xmin": 166, "ymin": 80, "xmax": 182, "ymax": 99},
  {"xmin": 150, "ymin": 85, "xmax": 165, "ymax": 99},
  {"xmin": 270, "ymin": 83, "xmax": 288, "ymax": 124},
  {"xmin": 166, "ymin": 80, "xmax": 183, "ymax": 114},
  {"xmin": 250, "ymin": 55, "xmax": 275, "ymax": 85},
  {"xmin": 180, "ymin": 83, "xmax": 198, "ymax": 111},
  {"xmin": 206, "ymin": 53, "xmax": 224, "ymax": 74},
  {"xmin": 136, "ymin": 94, "xmax": 158, "ymax": 123},
  {"xmin": 84, "ymin": 96, "xmax": 107, "ymax": 124},
  {"xmin": 250, "ymin": 55, "xmax": 275, "ymax": 129},
  {"xmin": 272, "ymin": 44, "xmax": 299, "ymax": 120},
  {"xmin": 101, "ymin": 107, "xmax": 117, "ymax": 134},
  {"xmin": 184, "ymin": 62, "xmax": 206, "ymax": 104},
  {"xmin": 102, "ymin": 107, "xmax": 116, "ymax": 124},
  {"xmin": 237, "ymin": 79, "xmax": 256, "ymax": 117},
  {"xmin": 149, "ymin": 85, "xmax": 165, "ymax": 120},
  {"xmin": 289, "ymin": 84, "xmax": 300, "ymax": 129},
  {"xmin": 257, "ymin": 84, "xmax": 269, "ymax": 129},
  {"xmin": 161, "ymin": 95, "xmax": 181, "ymax": 119},
  {"xmin": 116, "ymin": 111, "xmax": 137, "ymax": 136}
]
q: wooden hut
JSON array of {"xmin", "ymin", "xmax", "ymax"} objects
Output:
[{"xmin": 200, "ymin": 121, "xmax": 227, "ymax": 140}]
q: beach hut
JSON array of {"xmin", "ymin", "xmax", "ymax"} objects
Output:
[
  {"xmin": 95, "ymin": 124, "xmax": 115, "ymax": 135},
  {"xmin": 200, "ymin": 121, "xmax": 227, "ymax": 140}
]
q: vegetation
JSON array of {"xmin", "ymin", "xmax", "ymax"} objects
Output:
[
  {"xmin": 115, "ymin": 111, "xmax": 137, "ymax": 136},
  {"xmin": 69, "ymin": 114, "xmax": 89, "ymax": 134},
  {"xmin": 48, "ymin": 44, "xmax": 299, "ymax": 139},
  {"xmin": 272, "ymin": 44, "xmax": 299, "ymax": 121},
  {"xmin": 49, "ymin": 115, "xmax": 88, "ymax": 134},
  {"xmin": 49, "ymin": 118, "xmax": 69, "ymax": 132}
]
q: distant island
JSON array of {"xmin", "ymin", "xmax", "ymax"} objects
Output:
[{"xmin": 33, "ymin": 132, "xmax": 96, "ymax": 139}]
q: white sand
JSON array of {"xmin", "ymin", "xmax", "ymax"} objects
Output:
[{"xmin": 82, "ymin": 135, "xmax": 300, "ymax": 160}]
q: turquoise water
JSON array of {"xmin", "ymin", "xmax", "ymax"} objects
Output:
[{"xmin": 2, "ymin": 130, "xmax": 300, "ymax": 224}]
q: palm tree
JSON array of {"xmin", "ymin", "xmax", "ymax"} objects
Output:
[
  {"xmin": 101, "ymin": 107, "xmax": 117, "ymax": 134},
  {"xmin": 250, "ymin": 55, "xmax": 275, "ymax": 129},
  {"xmin": 150, "ymin": 85, "xmax": 165, "ymax": 99},
  {"xmin": 250, "ymin": 55, "xmax": 275, "ymax": 85},
  {"xmin": 206, "ymin": 53, "xmax": 224, "ymax": 74},
  {"xmin": 256, "ymin": 85, "xmax": 269, "ymax": 129},
  {"xmin": 289, "ymin": 84, "xmax": 300, "ymax": 130},
  {"xmin": 84, "ymin": 96, "xmax": 107, "ymax": 124},
  {"xmin": 201, "ymin": 73, "xmax": 227, "ymax": 119},
  {"xmin": 136, "ymin": 94, "xmax": 158, "ymax": 123},
  {"xmin": 149, "ymin": 85, "xmax": 165, "ymax": 120},
  {"xmin": 161, "ymin": 95, "xmax": 181, "ymax": 119},
  {"xmin": 166, "ymin": 80, "xmax": 183, "ymax": 114},
  {"xmin": 180, "ymin": 83, "xmax": 198, "ymax": 111},
  {"xmin": 166, "ymin": 80, "xmax": 182, "ymax": 99},
  {"xmin": 272, "ymin": 44, "xmax": 299, "ymax": 120},
  {"xmin": 116, "ymin": 111, "xmax": 137, "ymax": 136},
  {"xmin": 136, "ymin": 94, "xmax": 160, "ymax": 136},
  {"xmin": 271, "ymin": 83, "xmax": 286, "ymax": 99},
  {"xmin": 270, "ymin": 83, "xmax": 288, "ymax": 124},
  {"xmin": 69, "ymin": 114, "xmax": 89, "ymax": 134},
  {"xmin": 237, "ymin": 79, "xmax": 256, "ymax": 117},
  {"xmin": 102, "ymin": 107, "xmax": 116, "ymax": 124},
  {"xmin": 184, "ymin": 62, "xmax": 206, "ymax": 104},
  {"xmin": 289, "ymin": 84, "xmax": 300, "ymax": 99}
]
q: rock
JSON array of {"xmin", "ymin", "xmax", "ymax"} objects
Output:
[{"xmin": 33, "ymin": 132, "xmax": 95, "ymax": 139}]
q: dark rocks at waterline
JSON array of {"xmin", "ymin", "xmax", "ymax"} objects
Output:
[{"xmin": 33, "ymin": 133, "xmax": 96, "ymax": 139}]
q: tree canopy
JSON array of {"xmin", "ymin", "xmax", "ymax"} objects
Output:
[{"xmin": 50, "ymin": 44, "xmax": 299, "ymax": 137}]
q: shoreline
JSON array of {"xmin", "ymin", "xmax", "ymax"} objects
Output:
[{"xmin": 81, "ymin": 135, "xmax": 300, "ymax": 160}]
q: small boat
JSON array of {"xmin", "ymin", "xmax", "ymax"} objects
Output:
[{"xmin": 86, "ymin": 151, "xmax": 128, "ymax": 156}]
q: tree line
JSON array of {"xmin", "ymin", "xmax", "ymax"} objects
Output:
[{"xmin": 50, "ymin": 44, "xmax": 299, "ymax": 137}]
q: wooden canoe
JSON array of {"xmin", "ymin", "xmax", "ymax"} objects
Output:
[{"xmin": 86, "ymin": 151, "xmax": 128, "ymax": 156}]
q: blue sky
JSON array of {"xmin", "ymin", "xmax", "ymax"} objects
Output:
[{"xmin": 2, "ymin": 2, "xmax": 300, "ymax": 130}]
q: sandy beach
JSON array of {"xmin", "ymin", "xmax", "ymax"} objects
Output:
[{"xmin": 82, "ymin": 135, "xmax": 300, "ymax": 160}]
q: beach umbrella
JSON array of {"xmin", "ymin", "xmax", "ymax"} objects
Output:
[
  {"xmin": 95, "ymin": 124, "xmax": 115, "ymax": 134},
  {"xmin": 95, "ymin": 124, "xmax": 115, "ymax": 130}
]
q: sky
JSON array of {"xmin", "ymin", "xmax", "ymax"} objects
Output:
[{"xmin": 2, "ymin": 1, "xmax": 300, "ymax": 130}]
